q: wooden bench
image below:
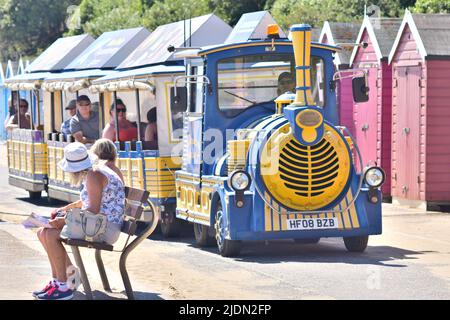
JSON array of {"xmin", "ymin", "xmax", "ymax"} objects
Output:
[{"xmin": 61, "ymin": 187, "xmax": 158, "ymax": 300}]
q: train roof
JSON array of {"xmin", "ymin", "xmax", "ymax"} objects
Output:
[
  {"xmin": 64, "ymin": 27, "xmax": 150, "ymax": 71},
  {"xmin": 174, "ymin": 39, "xmax": 340, "ymax": 59},
  {"xmin": 26, "ymin": 34, "xmax": 94, "ymax": 73},
  {"xmin": 117, "ymin": 14, "xmax": 231, "ymax": 70},
  {"xmin": 90, "ymin": 64, "xmax": 185, "ymax": 92}
]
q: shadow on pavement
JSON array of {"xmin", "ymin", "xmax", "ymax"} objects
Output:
[
  {"xmin": 16, "ymin": 196, "xmax": 66, "ymax": 208},
  {"xmin": 73, "ymin": 290, "xmax": 164, "ymax": 300},
  {"xmin": 178, "ymin": 238, "xmax": 430, "ymax": 268},
  {"xmin": 234, "ymin": 241, "xmax": 428, "ymax": 267}
]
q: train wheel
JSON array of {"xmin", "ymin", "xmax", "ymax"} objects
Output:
[
  {"xmin": 160, "ymin": 219, "xmax": 181, "ymax": 238},
  {"xmin": 193, "ymin": 223, "xmax": 216, "ymax": 247},
  {"xmin": 343, "ymin": 236, "xmax": 369, "ymax": 252},
  {"xmin": 214, "ymin": 203, "xmax": 241, "ymax": 257},
  {"xmin": 294, "ymin": 238, "xmax": 320, "ymax": 244},
  {"xmin": 28, "ymin": 191, "xmax": 42, "ymax": 200}
]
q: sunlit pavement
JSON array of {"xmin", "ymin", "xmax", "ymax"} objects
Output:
[{"xmin": 0, "ymin": 142, "xmax": 449, "ymax": 300}]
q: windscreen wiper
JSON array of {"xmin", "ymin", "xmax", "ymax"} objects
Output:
[{"xmin": 224, "ymin": 90, "xmax": 256, "ymax": 105}]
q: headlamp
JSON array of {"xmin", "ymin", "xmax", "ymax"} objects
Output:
[
  {"xmin": 364, "ymin": 167, "xmax": 385, "ymax": 188},
  {"xmin": 229, "ymin": 171, "xmax": 251, "ymax": 192}
]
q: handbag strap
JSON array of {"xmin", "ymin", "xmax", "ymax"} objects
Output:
[{"xmin": 80, "ymin": 212, "xmax": 105, "ymax": 241}]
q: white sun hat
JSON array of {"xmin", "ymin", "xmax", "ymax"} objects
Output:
[{"xmin": 58, "ymin": 142, "xmax": 97, "ymax": 173}]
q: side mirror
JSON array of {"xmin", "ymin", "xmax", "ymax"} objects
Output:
[
  {"xmin": 170, "ymin": 86, "xmax": 187, "ymax": 112},
  {"xmin": 352, "ymin": 76, "xmax": 369, "ymax": 103}
]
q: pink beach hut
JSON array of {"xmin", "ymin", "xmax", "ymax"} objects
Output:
[
  {"xmin": 349, "ymin": 16, "xmax": 401, "ymax": 199},
  {"xmin": 388, "ymin": 10, "xmax": 450, "ymax": 209},
  {"xmin": 319, "ymin": 22, "xmax": 360, "ymax": 136}
]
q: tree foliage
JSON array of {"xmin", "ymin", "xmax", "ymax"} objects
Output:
[
  {"xmin": 141, "ymin": 0, "xmax": 211, "ymax": 31},
  {"xmin": 67, "ymin": 0, "xmax": 150, "ymax": 36},
  {"xmin": 208, "ymin": 0, "xmax": 270, "ymax": 26},
  {"xmin": 271, "ymin": 0, "xmax": 417, "ymax": 30},
  {"xmin": 0, "ymin": 0, "xmax": 423, "ymax": 62},
  {"xmin": 0, "ymin": 0, "xmax": 80, "ymax": 61},
  {"xmin": 413, "ymin": 0, "xmax": 450, "ymax": 13}
]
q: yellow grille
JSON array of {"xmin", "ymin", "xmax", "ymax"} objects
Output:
[
  {"xmin": 261, "ymin": 123, "xmax": 351, "ymax": 211},
  {"xmin": 279, "ymin": 138, "xmax": 339, "ymax": 198}
]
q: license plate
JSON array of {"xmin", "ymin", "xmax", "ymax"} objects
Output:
[{"xmin": 286, "ymin": 217, "xmax": 339, "ymax": 231}]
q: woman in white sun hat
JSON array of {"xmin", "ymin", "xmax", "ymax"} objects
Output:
[{"xmin": 34, "ymin": 140, "xmax": 125, "ymax": 300}]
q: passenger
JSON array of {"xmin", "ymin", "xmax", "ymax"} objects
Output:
[
  {"xmin": 277, "ymin": 72, "xmax": 295, "ymax": 96},
  {"xmin": 102, "ymin": 99, "xmax": 138, "ymax": 142},
  {"xmin": 70, "ymin": 95, "xmax": 100, "ymax": 144},
  {"xmin": 60, "ymin": 99, "xmax": 77, "ymax": 137},
  {"xmin": 144, "ymin": 108, "xmax": 158, "ymax": 149},
  {"xmin": 91, "ymin": 102, "xmax": 99, "ymax": 113},
  {"xmin": 6, "ymin": 98, "xmax": 31, "ymax": 130},
  {"xmin": 34, "ymin": 140, "xmax": 125, "ymax": 300}
]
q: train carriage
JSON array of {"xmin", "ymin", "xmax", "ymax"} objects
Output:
[
  {"xmin": 173, "ymin": 23, "xmax": 385, "ymax": 257},
  {"xmin": 40, "ymin": 27, "xmax": 150, "ymax": 203},
  {"xmin": 4, "ymin": 34, "xmax": 94, "ymax": 199},
  {"xmin": 89, "ymin": 14, "xmax": 232, "ymax": 236}
]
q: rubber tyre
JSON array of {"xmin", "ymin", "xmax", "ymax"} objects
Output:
[
  {"xmin": 214, "ymin": 203, "xmax": 241, "ymax": 257},
  {"xmin": 294, "ymin": 238, "xmax": 320, "ymax": 244},
  {"xmin": 193, "ymin": 223, "xmax": 216, "ymax": 247},
  {"xmin": 160, "ymin": 218, "xmax": 182, "ymax": 238},
  {"xmin": 28, "ymin": 191, "xmax": 42, "ymax": 200},
  {"xmin": 343, "ymin": 236, "xmax": 369, "ymax": 252}
]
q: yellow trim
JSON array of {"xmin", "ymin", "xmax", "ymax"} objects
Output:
[
  {"xmin": 264, "ymin": 192, "xmax": 272, "ymax": 231},
  {"xmin": 164, "ymin": 81, "xmax": 182, "ymax": 144},
  {"xmin": 200, "ymin": 42, "xmax": 339, "ymax": 56},
  {"xmin": 264, "ymin": 189, "xmax": 359, "ymax": 232},
  {"xmin": 291, "ymin": 28, "xmax": 316, "ymax": 107}
]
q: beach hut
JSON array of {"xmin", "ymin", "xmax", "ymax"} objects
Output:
[
  {"xmin": 319, "ymin": 22, "xmax": 360, "ymax": 136},
  {"xmin": 349, "ymin": 16, "xmax": 401, "ymax": 198},
  {"xmin": 388, "ymin": 10, "xmax": 450, "ymax": 208}
]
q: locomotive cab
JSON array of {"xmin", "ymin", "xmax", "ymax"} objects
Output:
[{"xmin": 175, "ymin": 24, "xmax": 384, "ymax": 257}]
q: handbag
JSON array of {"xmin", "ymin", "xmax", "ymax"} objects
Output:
[{"xmin": 61, "ymin": 208, "xmax": 107, "ymax": 242}]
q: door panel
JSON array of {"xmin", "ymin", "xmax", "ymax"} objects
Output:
[
  {"xmin": 406, "ymin": 66, "xmax": 421, "ymax": 199},
  {"xmin": 354, "ymin": 67, "xmax": 378, "ymax": 171},
  {"xmin": 395, "ymin": 66, "xmax": 421, "ymax": 199}
]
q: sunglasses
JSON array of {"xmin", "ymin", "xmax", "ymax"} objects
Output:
[{"xmin": 116, "ymin": 108, "xmax": 127, "ymax": 113}]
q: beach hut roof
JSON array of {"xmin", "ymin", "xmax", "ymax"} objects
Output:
[
  {"xmin": 349, "ymin": 16, "xmax": 401, "ymax": 66},
  {"xmin": 319, "ymin": 21, "xmax": 361, "ymax": 66},
  {"xmin": 389, "ymin": 9, "xmax": 450, "ymax": 63}
]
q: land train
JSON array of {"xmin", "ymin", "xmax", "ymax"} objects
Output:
[
  {"xmin": 172, "ymin": 24, "xmax": 384, "ymax": 256},
  {"xmin": 5, "ymin": 22, "xmax": 384, "ymax": 257}
]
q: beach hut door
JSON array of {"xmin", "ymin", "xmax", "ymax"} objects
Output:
[{"xmin": 395, "ymin": 66, "xmax": 421, "ymax": 199}]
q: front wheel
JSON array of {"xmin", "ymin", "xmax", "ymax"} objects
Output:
[
  {"xmin": 343, "ymin": 236, "xmax": 369, "ymax": 252},
  {"xmin": 193, "ymin": 223, "xmax": 216, "ymax": 247},
  {"xmin": 294, "ymin": 238, "xmax": 320, "ymax": 244},
  {"xmin": 214, "ymin": 203, "xmax": 241, "ymax": 257},
  {"xmin": 28, "ymin": 191, "xmax": 42, "ymax": 200},
  {"xmin": 160, "ymin": 212, "xmax": 182, "ymax": 238}
]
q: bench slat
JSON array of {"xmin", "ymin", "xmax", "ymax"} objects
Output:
[
  {"xmin": 61, "ymin": 238, "xmax": 113, "ymax": 251},
  {"xmin": 125, "ymin": 187, "xmax": 149, "ymax": 203},
  {"xmin": 124, "ymin": 203, "xmax": 144, "ymax": 220}
]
